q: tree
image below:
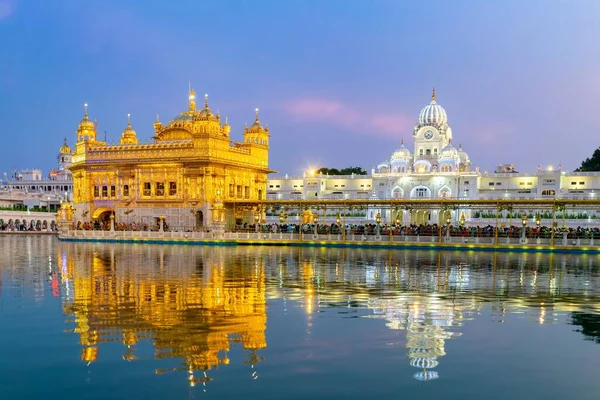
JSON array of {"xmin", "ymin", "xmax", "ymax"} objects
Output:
[
  {"xmin": 317, "ymin": 166, "xmax": 367, "ymax": 176},
  {"xmin": 575, "ymin": 147, "xmax": 600, "ymax": 171}
]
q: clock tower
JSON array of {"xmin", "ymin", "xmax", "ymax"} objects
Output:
[{"xmin": 412, "ymin": 88, "xmax": 452, "ymax": 169}]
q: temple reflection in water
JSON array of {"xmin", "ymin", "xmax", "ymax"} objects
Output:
[{"xmin": 54, "ymin": 242, "xmax": 600, "ymax": 385}]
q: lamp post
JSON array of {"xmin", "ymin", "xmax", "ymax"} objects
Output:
[
  {"xmin": 459, "ymin": 213, "xmax": 465, "ymax": 227},
  {"xmin": 313, "ymin": 214, "xmax": 319, "ymax": 236},
  {"xmin": 375, "ymin": 212, "xmax": 381, "ymax": 236},
  {"xmin": 535, "ymin": 215, "xmax": 541, "ymax": 227},
  {"xmin": 279, "ymin": 211, "xmax": 286, "ymax": 225},
  {"xmin": 445, "ymin": 214, "xmax": 451, "ymax": 243},
  {"xmin": 521, "ymin": 214, "xmax": 528, "ymax": 242}
]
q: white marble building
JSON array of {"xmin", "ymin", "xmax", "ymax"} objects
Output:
[{"xmin": 267, "ymin": 90, "xmax": 600, "ymax": 225}]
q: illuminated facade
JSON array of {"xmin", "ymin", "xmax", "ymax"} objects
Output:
[
  {"xmin": 69, "ymin": 90, "xmax": 272, "ymax": 230},
  {"xmin": 267, "ymin": 90, "xmax": 600, "ymax": 225}
]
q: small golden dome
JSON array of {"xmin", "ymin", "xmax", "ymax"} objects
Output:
[
  {"xmin": 120, "ymin": 114, "xmax": 138, "ymax": 145},
  {"xmin": 78, "ymin": 103, "xmax": 95, "ymax": 130},
  {"xmin": 248, "ymin": 108, "xmax": 265, "ymax": 132},
  {"xmin": 60, "ymin": 137, "xmax": 71, "ymax": 153}
]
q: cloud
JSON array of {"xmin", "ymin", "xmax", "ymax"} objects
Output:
[
  {"xmin": 0, "ymin": 0, "xmax": 15, "ymax": 20},
  {"xmin": 284, "ymin": 97, "xmax": 411, "ymax": 138}
]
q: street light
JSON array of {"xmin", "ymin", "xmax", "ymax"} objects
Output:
[
  {"xmin": 375, "ymin": 212, "xmax": 381, "ymax": 225},
  {"xmin": 313, "ymin": 214, "xmax": 319, "ymax": 234},
  {"xmin": 521, "ymin": 214, "xmax": 528, "ymax": 241},
  {"xmin": 336, "ymin": 213, "xmax": 341, "ymax": 226},
  {"xmin": 445, "ymin": 214, "xmax": 451, "ymax": 243},
  {"xmin": 395, "ymin": 214, "xmax": 401, "ymax": 227},
  {"xmin": 535, "ymin": 215, "xmax": 541, "ymax": 227},
  {"xmin": 459, "ymin": 213, "xmax": 465, "ymax": 227}
]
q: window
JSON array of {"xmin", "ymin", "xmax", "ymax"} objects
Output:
[
  {"xmin": 434, "ymin": 148, "xmax": 438, "ymax": 154},
  {"xmin": 341, "ymin": 184, "xmax": 345, "ymax": 187},
  {"xmin": 229, "ymin": 184, "xmax": 234, "ymax": 197},
  {"xmin": 496, "ymin": 182, "xmax": 502, "ymax": 186},
  {"xmin": 426, "ymin": 149, "xmax": 431, "ymax": 155},
  {"xmin": 571, "ymin": 182, "xmax": 577, "ymax": 185},
  {"xmin": 464, "ymin": 181, "xmax": 469, "ymax": 185},
  {"xmin": 244, "ymin": 185, "xmax": 250, "ymax": 199},
  {"xmin": 101, "ymin": 185, "xmax": 108, "ymax": 198},
  {"xmin": 236, "ymin": 185, "xmax": 242, "ymax": 198},
  {"xmin": 580, "ymin": 181, "xmax": 585, "ymax": 185},
  {"xmin": 543, "ymin": 179, "xmax": 556, "ymax": 184},
  {"xmin": 94, "ymin": 186, "xmax": 99, "ymax": 198},
  {"xmin": 335, "ymin": 185, "xmax": 339, "ymax": 187},
  {"xmin": 123, "ymin": 185, "xmax": 129, "ymax": 197},
  {"xmin": 488, "ymin": 182, "xmax": 495, "ymax": 186},
  {"xmin": 519, "ymin": 182, "xmax": 525, "ymax": 186},
  {"xmin": 416, "ymin": 188, "xmax": 428, "ymax": 197},
  {"xmin": 542, "ymin": 189, "xmax": 556, "ymax": 196},
  {"xmin": 276, "ymin": 185, "xmax": 280, "ymax": 188},
  {"xmin": 269, "ymin": 185, "xmax": 273, "ymax": 188},
  {"xmin": 419, "ymin": 148, "xmax": 424, "ymax": 155},
  {"xmin": 156, "ymin": 182, "xmax": 164, "ymax": 196},
  {"xmin": 360, "ymin": 184, "xmax": 364, "ymax": 187},
  {"xmin": 169, "ymin": 182, "xmax": 177, "ymax": 196},
  {"xmin": 143, "ymin": 182, "xmax": 151, "ymax": 196},
  {"xmin": 527, "ymin": 182, "xmax": 532, "ymax": 186},
  {"xmin": 110, "ymin": 185, "xmax": 116, "ymax": 197}
]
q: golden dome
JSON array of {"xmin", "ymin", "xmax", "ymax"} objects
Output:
[
  {"xmin": 120, "ymin": 114, "xmax": 138, "ymax": 145},
  {"xmin": 79, "ymin": 104, "xmax": 95, "ymax": 130},
  {"xmin": 60, "ymin": 137, "xmax": 71, "ymax": 154},
  {"xmin": 248, "ymin": 108, "xmax": 265, "ymax": 133}
]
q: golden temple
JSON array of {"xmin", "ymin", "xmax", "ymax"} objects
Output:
[{"xmin": 69, "ymin": 89, "xmax": 272, "ymax": 231}]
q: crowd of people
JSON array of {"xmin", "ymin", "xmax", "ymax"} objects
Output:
[
  {"xmin": 0, "ymin": 220, "xmax": 57, "ymax": 232},
  {"xmin": 235, "ymin": 222, "xmax": 600, "ymax": 239}
]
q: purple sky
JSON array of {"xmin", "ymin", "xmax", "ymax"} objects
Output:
[{"xmin": 1, "ymin": 0, "xmax": 599, "ymax": 177}]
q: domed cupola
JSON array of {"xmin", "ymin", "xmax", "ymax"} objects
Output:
[
  {"xmin": 418, "ymin": 88, "xmax": 448, "ymax": 126},
  {"xmin": 391, "ymin": 139, "xmax": 411, "ymax": 161},
  {"xmin": 438, "ymin": 141, "xmax": 459, "ymax": 172},
  {"xmin": 457, "ymin": 143, "xmax": 471, "ymax": 172},
  {"xmin": 377, "ymin": 160, "xmax": 390, "ymax": 173},
  {"xmin": 59, "ymin": 137, "xmax": 71, "ymax": 154},
  {"xmin": 439, "ymin": 142, "xmax": 458, "ymax": 159},
  {"xmin": 120, "ymin": 114, "xmax": 139, "ymax": 145},
  {"xmin": 390, "ymin": 139, "xmax": 412, "ymax": 173},
  {"xmin": 76, "ymin": 103, "xmax": 97, "ymax": 143}
]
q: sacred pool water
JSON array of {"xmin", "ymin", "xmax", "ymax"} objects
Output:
[{"xmin": 0, "ymin": 236, "xmax": 599, "ymax": 399}]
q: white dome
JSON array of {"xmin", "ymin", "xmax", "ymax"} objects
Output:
[
  {"xmin": 418, "ymin": 90, "xmax": 447, "ymax": 126},
  {"xmin": 439, "ymin": 143, "xmax": 458, "ymax": 159},
  {"xmin": 377, "ymin": 160, "xmax": 390, "ymax": 168},
  {"xmin": 391, "ymin": 142, "xmax": 411, "ymax": 161}
]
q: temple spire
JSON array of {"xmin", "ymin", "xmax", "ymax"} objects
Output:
[
  {"xmin": 84, "ymin": 103, "xmax": 89, "ymax": 117},
  {"xmin": 255, "ymin": 108, "xmax": 260, "ymax": 122},
  {"xmin": 188, "ymin": 88, "xmax": 196, "ymax": 111},
  {"xmin": 431, "ymin": 87, "xmax": 436, "ymax": 101},
  {"xmin": 205, "ymin": 94, "xmax": 209, "ymax": 109}
]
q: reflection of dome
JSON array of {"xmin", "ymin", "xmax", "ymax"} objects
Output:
[
  {"xmin": 59, "ymin": 138, "xmax": 71, "ymax": 154},
  {"xmin": 418, "ymin": 89, "xmax": 448, "ymax": 126}
]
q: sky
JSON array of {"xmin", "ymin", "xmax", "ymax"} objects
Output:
[{"xmin": 1, "ymin": 0, "xmax": 599, "ymax": 177}]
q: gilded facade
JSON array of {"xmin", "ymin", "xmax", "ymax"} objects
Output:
[{"xmin": 69, "ymin": 90, "xmax": 272, "ymax": 230}]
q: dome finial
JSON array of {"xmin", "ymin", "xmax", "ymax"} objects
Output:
[
  {"xmin": 127, "ymin": 113, "xmax": 131, "ymax": 126},
  {"xmin": 401, "ymin": 138, "xmax": 404, "ymax": 145},
  {"xmin": 204, "ymin": 94, "xmax": 209, "ymax": 109},
  {"xmin": 84, "ymin": 103, "xmax": 89, "ymax": 116},
  {"xmin": 225, "ymin": 116, "xmax": 229, "ymax": 125},
  {"xmin": 431, "ymin": 87, "xmax": 436, "ymax": 101},
  {"xmin": 255, "ymin": 108, "xmax": 260, "ymax": 122},
  {"xmin": 156, "ymin": 113, "xmax": 160, "ymax": 122},
  {"xmin": 188, "ymin": 86, "xmax": 196, "ymax": 111}
]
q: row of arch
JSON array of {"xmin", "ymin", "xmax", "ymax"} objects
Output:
[{"xmin": 391, "ymin": 185, "xmax": 451, "ymax": 199}]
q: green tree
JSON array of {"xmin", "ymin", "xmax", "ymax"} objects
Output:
[
  {"xmin": 575, "ymin": 148, "xmax": 600, "ymax": 171},
  {"xmin": 317, "ymin": 166, "xmax": 367, "ymax": 175}
]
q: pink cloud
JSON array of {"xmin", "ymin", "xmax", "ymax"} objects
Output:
[
  {"xmin": 0, "ymin": 0, "xmax": 15, "ymax": 20},
  {"xmin": 284, "ymin": 97, "xmax": 411, "ymax": 138}
]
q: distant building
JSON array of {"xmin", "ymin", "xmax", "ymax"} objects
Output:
[{"xmin": 268, "ymin": 90, "xmax": 600, "ymax": 224}]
